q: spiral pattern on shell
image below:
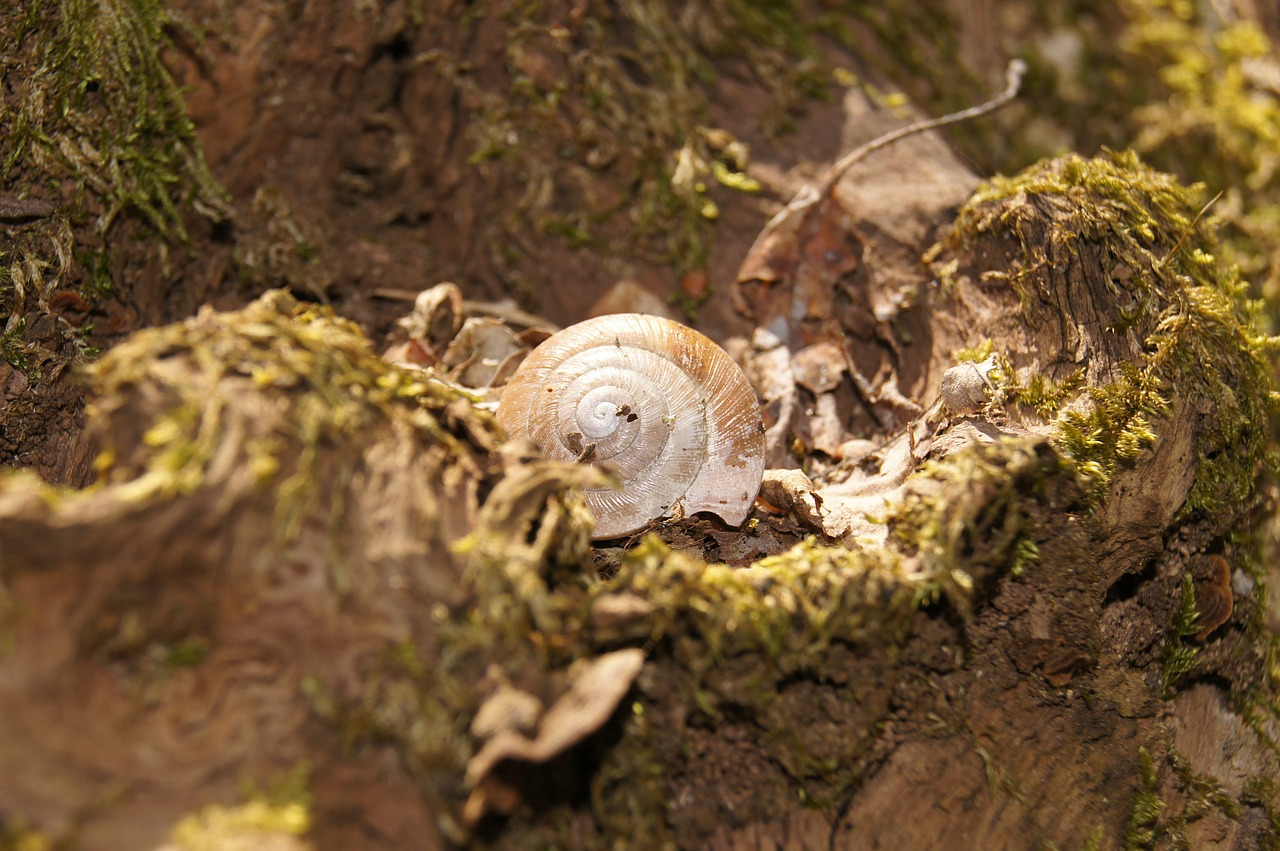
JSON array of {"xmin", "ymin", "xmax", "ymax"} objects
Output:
[{"xmin": 496, "ymin": 313, "xmax": 765, "ymax": 540}]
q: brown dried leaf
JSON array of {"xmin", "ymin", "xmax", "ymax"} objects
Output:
[
  {"xmin": 734, "ymin": 187, "xmax": 864, "ymax": 347},
  {"xmin": 463, "ymin": 649, "xmax": 646, "ymax": 821},
  {"xmin": 441, "ymin": 316, "xmax": 525, "ymax": 389},
  {"xmin": 759, "ymin": 469, "xmax": 825, "ymax": 532},
  {"xmin": 792, "ymin": 341, "xmax": 847, "ymax": 395}
]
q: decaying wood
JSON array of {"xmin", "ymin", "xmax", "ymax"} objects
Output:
[{"xmin": 2, "ymin": 132, "xmax": 1276, "ymax": 851}]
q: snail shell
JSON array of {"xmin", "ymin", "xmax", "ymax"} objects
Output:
[{"xmin": 496, "ymin": 313, "xmax": 765, "ymax": 540}]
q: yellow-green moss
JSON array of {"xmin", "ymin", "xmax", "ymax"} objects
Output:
[
  {"xmin": 169, "ymin": 764, "xmax": 312, "ymax": 851},
  {"xmin": 888, "ymin": 439, "xmax": 1071, "ymax": 610},
  {"xmin": 947, "ymin": 151, "xmax": 1279, "ymax": 515},
  {"xmin": 1124, "ymin": 742, "xmax": 1249, "ymax": 850},
  {"xmin": 87, "ymin": 290, "xmax": 493, "ymax": 539},
  {"xmin": 607, "ymin": 535, "xmax": 913, "ymax": 678},
  {"xmin": 348, "ymin": 434, "xmax": 1070, "ymax": 842},
  {"xmin": 1120, "ymin": 0, "xmax": 1280, "ymax": 304},
  {"xmin": 0, "ymin": 820, "xmax": 51, "ymax": 851},
  {"xmin": 1125, "ymin": 746, "xmax": 1167, "ymax": 850}
]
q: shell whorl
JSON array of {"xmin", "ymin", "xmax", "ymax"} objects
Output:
[{"xmin": 496, "ymin": 313, "xmax": 765, "ymax": 540}]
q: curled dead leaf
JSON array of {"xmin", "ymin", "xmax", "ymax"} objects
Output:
[
  {"xmin": 759, "ymin": 469, "xmax": 825, "ymax": 531},
  {"xmin": 463, "ymin": 649, "xmax": 645, "ymax": 824},
  {"xmin": 441, "ymin": 316, "xmax": 525, "ymax": 389},
  {"xmin": 397, "ymin": 282, "xmax": 463, "ymax": 348}
]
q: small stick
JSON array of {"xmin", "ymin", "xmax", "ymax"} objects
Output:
[
  {"xmin": 0, "ymin": 196, "xmax": 57, "ymax": 221},
  {"xmin": 818, "ymin": 59, "xmax": 1028, "ymax": 198},
  {"xmin": 1157, "ymin": 190, "xmax": 1223, "ymax": 270}
]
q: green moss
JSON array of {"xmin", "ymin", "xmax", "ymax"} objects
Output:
[
  {"xmin": 606, "ymin": 535, "xmax": 914, "ymax": 682},
  {"xmin": 1243, "ymin": 775, "xmax": 1280, "ymax": 850},
  {"xmin": 0, "ymin": 0, "xmax": 228, "ymax": 239},
  {"xmin": 1119, "ymin": 0, "xmax": 1280, "ymax": 303},
  {"xmin": 944, "ymin": 151, "xmax": 1279, "ymax": 516},
  {"xmin": 1125, "ymin": 746, "xmax": 1167, "ymax": 850},
  {"xmin": 590, "ymin": 700, "xmax": 673, "ymax": 849},
  {"xmin": 1124, "ymin": 743, "xmax": 1247, "ymax": 850},
  {"xmin": 336, "ymin": 432, "xmax": 1076, "ymax": 842},
  {"xmin": 1159, "ymin": 573, "xmax": 1201, "ymax": 698},
  {"xmin": 888, "ymin": 439, "xmax": 1070, "ymax": 613}
]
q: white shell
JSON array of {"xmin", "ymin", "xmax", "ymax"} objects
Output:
[{"xmin": 496, "ymin": 314, "xmax": 765, "ymax": 539}]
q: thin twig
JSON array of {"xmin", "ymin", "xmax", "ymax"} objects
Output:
[
  {"xmin": 818, "ymin": 59, "xmax": 1028, "ymax": 197},
  {"xmin": 1157, "ymin": 190, "xmax": 1223, "ymax": 270}
]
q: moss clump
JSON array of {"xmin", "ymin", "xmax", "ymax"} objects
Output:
[
  {"xmin": 1123, "ymin": 743, "xmax": 1248, "ymax": 850},
  {"xmin": 1125, "ymin": 746, "xmax": 1167, "ymax": 850},
  {"xmin": 87, "ymin": 289, "xmax": 492, "ymax": 536},
  {"xmin": 947, "ymin": 151, "xmax": 1279, "ymax": 514},
  {"xmin": 350, "ymin": 436, "xmax": 1071, "ymax": 841},
  {"xmin": 1120, "ymin": 0, "xmax": 1280, "ymax": 305},
  {"xmin": 887, "ymin": 439, "xmax": 1073, "ymax": 611},
  {"xmin": 606, "ymin": 535, "xmax": 914, "ymax": 681},
  {"xmin": 169, "ymin": 765, "xmax": 312, "ymax": 851}
]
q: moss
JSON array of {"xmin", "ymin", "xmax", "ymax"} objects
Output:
[
  {"xmin": 1125, "ymin": 746, "xmax": 1167, "ymax": 850},
  {"xmin": 944, "ymin": 151, "xmax": 1279, "ymax": 515},
  {"xmin": 1159, "ymin": 573, "xmax": 1201, "ymax": 698},
  {"xmin": 169, "ymin": 764, "xmax": 312, "ymax": 851},
  {"xmin": 606, "ymin": 536, "xmax": 912, "ymax": 680},
  {"xmin": 0, "ymin": 821, "xmax": 51, "ymax": 851},
  {"xmin": 887, "ymin": 439, "xmax": 1071, "ymax": 613},
  {"xmin": 0, "ymin": 0, "xmax": 228, "ymax": 239},
  {"xmin": 335, "ymin": 432, "xmax": 1072, "ymax": 842},
  {"xmin": 589, "ymin": 701, "xmax": 673, "ymax": 849},
  {"xmin": 1243, "ymin": 775, "xmax": 1280, "ymax": 850},
  {"xmin": 1124, "ymin": 742, "xmax": 1249, "ymax": 850},
  {"xmin": 1119, "ymin": 0, "xmax": 1280, "ymax": 304},
  {"xmin": 87, "ymin": 290, "xmax": 488, "ymax": 539}
]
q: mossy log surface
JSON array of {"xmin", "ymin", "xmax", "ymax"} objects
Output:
[
  {"xmin": 2, "ymin": 1, "xmax": 1280, "ymax": 850},
  {"xmin": 1, "ymin": 146, "xmax": 1277, "ymax": 851}
]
